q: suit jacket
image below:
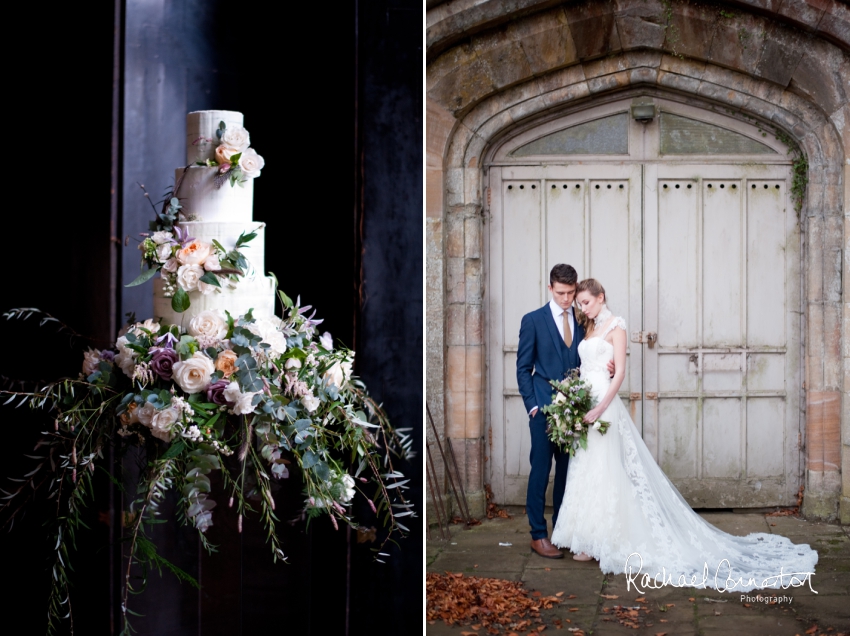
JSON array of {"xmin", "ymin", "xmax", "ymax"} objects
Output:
[{"xmin": 516, "ymin": 304, "xmax": 585, "ymax": 414}]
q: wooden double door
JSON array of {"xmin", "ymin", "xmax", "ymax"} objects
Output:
[{"xmin": 486, "ymin": 101, "xmax": 801, "ymax": 509}]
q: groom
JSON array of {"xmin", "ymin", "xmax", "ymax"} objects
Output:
[{"xmin": 516, "ymin": 263, "xmax": 584, "ymax": 559}]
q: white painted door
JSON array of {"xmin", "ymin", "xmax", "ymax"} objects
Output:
[
  {"xmin": 642, "ymin": 164, "xmax": 801, "ymax": 507},
  {"xmin": 485, "ymin": 99, "xmax": 800, "ymax": 508}
]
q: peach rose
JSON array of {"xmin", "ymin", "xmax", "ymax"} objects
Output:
[
  {"xmin": 176, "ymin": 239, "xmax": 212, "ymax": 266},
  {"xmin": 215, "ymin": 143, "xmax": 236, "ymax": 165},
  {"xmin": 215, "ymin": 350, "xmax": 239, "ymax": 378}
]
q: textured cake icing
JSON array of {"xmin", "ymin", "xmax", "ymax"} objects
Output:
[{"xmin": 153, "ymin": 110, "xmax": 276, "ymax": 327}]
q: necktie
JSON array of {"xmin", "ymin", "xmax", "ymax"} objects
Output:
[{"xmin": 563, "ymin": 310, "xmax": 572, "ymax": 348}]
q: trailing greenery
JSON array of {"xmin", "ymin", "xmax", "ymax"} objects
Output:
[{"xmin": 1, "ymin": 300, "xmax": 415, "ymax": 633}]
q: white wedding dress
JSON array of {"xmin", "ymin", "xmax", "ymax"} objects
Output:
[{"xmin": 551, "ymin": 315, "xmax": 818, "ymax": 592}]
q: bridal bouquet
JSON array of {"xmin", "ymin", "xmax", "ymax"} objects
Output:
[
  {"xmin": 542, "ymin": 369, "xmax": 610, "ymax": 456},
  {"xmin": 0, "ymin": 293, "xmax": 414, "ymax": 634}
]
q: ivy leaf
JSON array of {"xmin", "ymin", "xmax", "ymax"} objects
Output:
[
  {"xmin": 171, "ymin": 288, "xmax": 190, "ymax": 313},
  {"xmin": 199, "ymin": 272, "xmax": 221, "ymax": 288},
  {"xmin": 125, "ymin": 267, "xmax": 160, "ymax": 287}
]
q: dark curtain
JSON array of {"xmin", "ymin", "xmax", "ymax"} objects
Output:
[{"xmin": 1, "ymin": 1, "xmax": 421, "ymax": 635}]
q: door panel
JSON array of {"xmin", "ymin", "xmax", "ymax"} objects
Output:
[
  {"xmin": 643, "ymin": 165, "xmax": 800, "ymax": 507},
  {"xmin": 488, "ymin": 165, "xmax": 642, "ymax": 505}
]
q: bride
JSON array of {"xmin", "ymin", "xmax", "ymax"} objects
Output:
[{"xmin": 550, "ymin": 278, "xmax": 818, "ymax": 592}]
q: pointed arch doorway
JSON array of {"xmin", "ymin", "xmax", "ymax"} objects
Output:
[{"xmin": 486, "ymin": 97, "xmax": 802, "ymax": 509}]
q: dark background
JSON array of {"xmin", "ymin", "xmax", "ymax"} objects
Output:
[{"xmin": 1, "ymin": 1, "xmax": 422, "ymax": 634}]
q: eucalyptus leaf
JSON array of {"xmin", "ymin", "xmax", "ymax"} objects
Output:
[
  {"xmin": 125, "ymin": 267, "xmax": 159, "ymax": 287},
  {"xmin": 302, "ymin": 450, "xmax": 319, "ymax": 469}
]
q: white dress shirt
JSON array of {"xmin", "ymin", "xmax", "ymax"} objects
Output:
[{"xmin": 549, "ymin": 299, "xmax": 575, "ymax": 342}]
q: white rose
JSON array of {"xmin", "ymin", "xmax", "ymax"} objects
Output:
[
  {"xmin": 239, "ymin": 148, "xmax": 265, "ymax": 178},
  {"xmin": 150, "ymin": 407, "xmax": 179, "ymax": 442},
  {"xmin": 155, "ymin": 243, "xmax": 173, "ymax": 263},
  {"xmin": 151, "ymin": 231, "xmax": 173, "ymax": 245},
  {"xmin": 223, "ymin": 381, "xmax": 243, "ymax": 404},
  {"xmin": 247, "ymin": 318, "xmax": 287, "ymax": 357},
  {"xmin": 82, "ymin": 348, "xmax": 101, "ymax": 376},
  {"xmin": 176, "ymin": 239, "xmax": 213, "ymax": 266},
  {"xmin": 285, "ymin": 358, "xmax": 301, "ymax": 370},
  {"xmin": 324, "ymin": 361, "xmax": 346, "ymax": 389},
  {"xmin": 188, "ymin": 310, "xmax": 228, "ymax": 341},
  {"xmin": 319, "ymin": 332, "xmax": 333, "ymax": 351},
  {"xmin": 554, "ymin": 393, "xmax": 567, "ymax": 405},
  {"xmin": 114, "ymin": 343, "xmax": 136, "ymax": 378},
  {"xmin": 162, "ymin": 257, "xmax": 179, "ymax": 273},
  {"xmin": 574, "ymin": 423, "xmax": 582, "ymax": 431},
  {"xmin": 233, "ymin": 391, "xmax": 259, "ymax": 416},
  {"xmin": 198, "ymin": 280, "xmax": 217, "ymax": 295},
  {"xmin": 593, "ymin": 421, "xmax": 602, "ymax": 431},
  {"xmin": 203, "ymin": 254, "xmax": 221, "ymax": 271},
  {"xmin": 301, "ymin": 392, "xmax": 320, "ymax": 413},
  {"xmin": 176, "ymin": 264, "xmax": 204, "ymax": 292},
  {"xmin": 136, "ymin": 402, "xmax": 157, "ymax": 427},
  {"xmin": 172, "ymin": 352, "xmax": 215, "ymax": 394},
  {"xmin": 220, "ymin": 125, "xmax": 250, "ymax": 152}
]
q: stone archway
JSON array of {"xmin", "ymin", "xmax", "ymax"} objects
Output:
[{"xmin": 426, "ymin": 0, "xmax": 848, "ymax": 521}]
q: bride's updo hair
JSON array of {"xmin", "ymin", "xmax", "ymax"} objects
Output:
[
  {"xmin": 575, "ymin": 278, "xmax": 606, "ymax": 333},
  {"xmin": 576, "ymin": 278, "xmax": 606, "ymax": 300}
]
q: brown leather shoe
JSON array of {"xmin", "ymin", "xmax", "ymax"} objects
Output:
[{"xmin": 530, "ymin": 538, "xmax": 564, "ymax": 559}]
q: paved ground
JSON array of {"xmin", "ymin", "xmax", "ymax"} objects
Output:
[{"xmin": 427, "ymin": 507, "xmax": 850, "ymax": 635}]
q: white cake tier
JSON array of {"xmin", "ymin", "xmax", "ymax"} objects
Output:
[
  {"xmin": 186, "ymin": 110, "xmax": 243, "ymax": 164},
  {"xmin": 153, "ymin": 275, "xmax": 278, "ymax": 329},
  {"xmin": 177, "ymin": 166, "xmax": 253, "ymax": 223},
  {"xmin": 179, "ymin": 221, "xmax": 266, "ymax": 275}
]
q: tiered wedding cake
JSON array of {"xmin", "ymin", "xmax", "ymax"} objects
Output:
[{"xmin": 151, "ymin": 110, "xmax": 276, "ymax": 326}]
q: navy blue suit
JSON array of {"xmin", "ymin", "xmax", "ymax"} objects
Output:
[{"xmin": 516, "ymin": 304, "xmax": 584, "ymax": 540}]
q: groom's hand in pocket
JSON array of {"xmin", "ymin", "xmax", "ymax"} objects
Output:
[
  {"xmin": 529, "ymin": 407, "xmax": 539, "ymax": 418},
  {"xmin": 607, "ymin": 360, "xmax": 615, "ymax": 378}
]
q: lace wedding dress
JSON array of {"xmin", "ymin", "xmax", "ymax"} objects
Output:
[{"xmin": 551, "ymin": 314, "xmax": 818, "ymax": 592}]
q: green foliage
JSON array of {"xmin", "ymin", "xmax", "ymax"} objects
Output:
[
  {"xmin": 1, "ymin": 298, "xmax": 416, "ymax": 634},
  {"xmin": 171, "ymin": 287, "xmax": 190, "ymax": 313},
  {"xmin": 125, "ymin": 267, "xmax": 160, "ymax": 288}
]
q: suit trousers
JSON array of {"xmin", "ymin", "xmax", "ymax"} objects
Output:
[{"xmin": 526, "ymin": 409, "xmax": 570, "ymax": 539}]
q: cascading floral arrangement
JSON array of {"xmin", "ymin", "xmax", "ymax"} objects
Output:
[{"xmin": 0, "ymin": 292, "xmax": 414, "ymax": 634}]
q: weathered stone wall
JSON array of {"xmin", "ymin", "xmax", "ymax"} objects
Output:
[{"xmin": 426, "ymin": 0, "xmax": 849, "ymax": 523}]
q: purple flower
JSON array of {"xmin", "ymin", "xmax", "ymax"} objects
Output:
[
  {"xmin": 150, "ymin": 348, "xmax": 179, "ymax": 381},
  {"xmin": 155, "ymin": 332, "xmax": 178, "ymax": 349},
  {"xmin": 100, "ymin": 350, "xmax": 115, "ymax": 362},
  {"xmin": 207, "ymin": 379, "xmax": 232, "ymax": 406}
]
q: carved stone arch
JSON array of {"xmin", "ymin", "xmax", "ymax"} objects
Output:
[{"xmin": 427, "ymin": 3, "xmax": 849, "ymax": 521}]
